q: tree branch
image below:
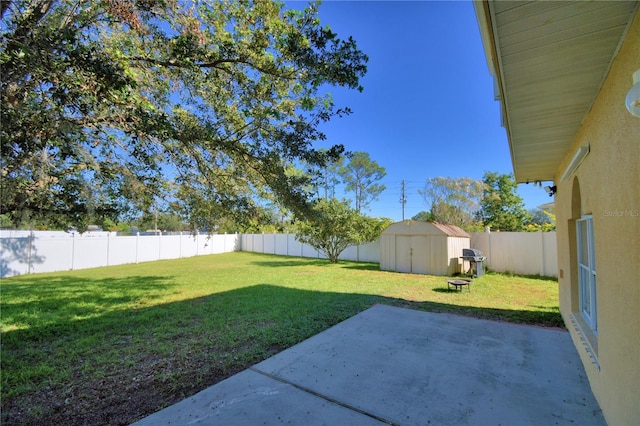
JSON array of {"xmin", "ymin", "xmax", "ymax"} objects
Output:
[{"xmin": 127, "ymin": 55, "xmax": 295, "ymax": 79}]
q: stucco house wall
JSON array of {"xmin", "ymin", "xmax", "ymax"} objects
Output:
[{"xmin": 555, "ymin": 11, "xmax": 640, "ymax": 425}]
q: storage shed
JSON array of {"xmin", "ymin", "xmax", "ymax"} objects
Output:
[{"xmin": 380, "ymin": 221, "xmax": 470, "ymax": 276}]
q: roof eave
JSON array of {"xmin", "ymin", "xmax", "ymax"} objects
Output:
[
  {"xmin": 472, "ymin": 0, "xmax": 519, "ymax": 181},
  {"xmin": 473, "ymin": 1, "xmax": 639, "ymax": 184}
]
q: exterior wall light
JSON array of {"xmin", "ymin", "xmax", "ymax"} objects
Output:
[{"xmin": 626, "ymin": 69, "xmax": 640, "ymax": 117}]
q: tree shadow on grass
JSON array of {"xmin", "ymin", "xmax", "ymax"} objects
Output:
[
  {"xmin": 396, "ymin": 299, "xmax": 564, "ymax": 329},
  {"xmin": 486, "ymin": 271, "xmax": 558, "ymax": 282},
  {"xmin": 340, "ymin": 262, "xmax": 380, "ymax": 271},
  {"xmin": 2, "ymin": 279, "xmax": 564, "ymax": 426},
  {"xmin": 1, "ymin": 275, "xmax": 175, "ymax": 338},
  {"xmin": 1, "ymin": 282, "xmax": 380, "ymax": 426}
]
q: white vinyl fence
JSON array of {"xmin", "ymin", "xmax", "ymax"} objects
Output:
[
  {"xmin": 470, "ymin": 231, "xmax": 557, "ymax": 277},
  {"xmin": 240, "ymin": 233, "xmax": 380, "ymax": 263},
  {"xmin": 242, "ymin": 232, "xmax": 558, "ymax": 277},
  {"xmin": 0, "ymin": 230, "xmax": 239, "ymax": 278},
  {"xmin": 1, "ymin": 230, "xmax": 557, "ymax": 278}
]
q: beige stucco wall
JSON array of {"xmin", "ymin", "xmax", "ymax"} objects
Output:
[{"xmin": 555, "ymin": 11, "xmax": 640, "ymax": 426}]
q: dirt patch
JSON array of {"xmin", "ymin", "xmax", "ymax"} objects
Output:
[{"xmin": 2, "ymin": 357, "xmax": 246, "ymax": 426}]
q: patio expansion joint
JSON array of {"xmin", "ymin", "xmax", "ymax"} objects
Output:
[{"xmin": 248, "ymin": 366, "xmax": 398, "ymax": 426}]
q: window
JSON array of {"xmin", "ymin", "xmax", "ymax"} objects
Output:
[{"xmin": 577, "ymin": 215, "xmax": 597, "ymax": 333}]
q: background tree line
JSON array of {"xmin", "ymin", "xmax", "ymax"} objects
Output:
[{"xmin": 414, "ymin": 172, "xmax": 555, "ymax": 232}]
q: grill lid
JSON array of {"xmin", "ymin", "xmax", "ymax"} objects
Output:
[
  {"xmin": 461, "ymin": 248, "xmax": 486, "ymax": 261},
  {"xmin": 463, "ymin": 248, "xmax": 483, "ymax": 257}
]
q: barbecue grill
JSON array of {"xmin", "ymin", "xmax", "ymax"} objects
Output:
[{"xmin": 460, "ymin": 248, "xmax": 487, "ymax": 277}]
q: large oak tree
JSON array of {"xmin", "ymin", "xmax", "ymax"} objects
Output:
[{"xmin": 1, "ymin": 0, "xmax": 367, "ymax": 231}]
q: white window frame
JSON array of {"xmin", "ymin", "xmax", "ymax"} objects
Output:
[{"xmin": 576, "ymin": 215, "xmax": 597, "ymax": 333}]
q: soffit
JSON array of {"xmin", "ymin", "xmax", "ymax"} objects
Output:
[{"xmin": 483, "ymin": 1, "xmax": 638, "ymax": 183}]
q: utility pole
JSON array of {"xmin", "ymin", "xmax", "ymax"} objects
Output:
[{"xmin": 400, "ymin": 179, "xmax": 407, "ymax": 221}]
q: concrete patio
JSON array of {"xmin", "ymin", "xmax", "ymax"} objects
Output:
[{"xmin": 133, "ymin": 304, "xmax": 604, "ymax": 425}]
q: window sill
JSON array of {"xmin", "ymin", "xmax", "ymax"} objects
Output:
[{"xmin": 570, "ymin": 313, "xmax": 600, "ymax": 370}]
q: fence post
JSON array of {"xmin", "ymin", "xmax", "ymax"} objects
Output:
[
  {"xmin": 71, "ymin": 232, "xmax": 75, "ymax": 270},
  {"xmin": 539, "ymin": 230, "xmax": 545, "ymax": 276},
  {"xmin": 135, "ymin": 232, "xmax": 139, "ymax": 263},
  {"xmin": 27, "ymin": 230, "xmax": 33, "ymax": 274},
  {"xmin": 106, "ymin": 233, "xmax": 110, "ymax": 266},
  {"xmin": 487, "ymin": 228, "xmax": 492, "ymax": 270}
]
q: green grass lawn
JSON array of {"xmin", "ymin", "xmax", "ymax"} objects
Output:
[{"xmin": 1, "ymin": 251, "xmax": 561, "ymax": 425}]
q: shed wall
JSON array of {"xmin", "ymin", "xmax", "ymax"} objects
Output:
[
  {"xmin": 447, "ymin": 237, "xmax": 471, "ymax": 275},
  {"xmin": 426, "ymin": 236, "xmax": 445, "ymax": 275},
  {"xmin": 380, "ymin": 223, "xmax": 470, "ymax": 275}
]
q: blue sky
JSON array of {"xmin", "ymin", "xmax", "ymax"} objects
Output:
[{"xmin": 302, "ymin": 1, "xmax": 553, "ymax": 221}]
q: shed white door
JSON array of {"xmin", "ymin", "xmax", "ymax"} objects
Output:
[
  {"xmin": 396, "ymin": 236, "xmax": 412, "ymax": 273},
  {"xmin": 411, "ymin": 236, "xmax": 428, "ymax": 274},
  {"xmin": 395, "ymin": 236, "xmax": 428, "ymax": 274}
]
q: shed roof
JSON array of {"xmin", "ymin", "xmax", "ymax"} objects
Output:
[{"xmin": 381, "ymin": 221, "xmax": 470, "ymax": 238}]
